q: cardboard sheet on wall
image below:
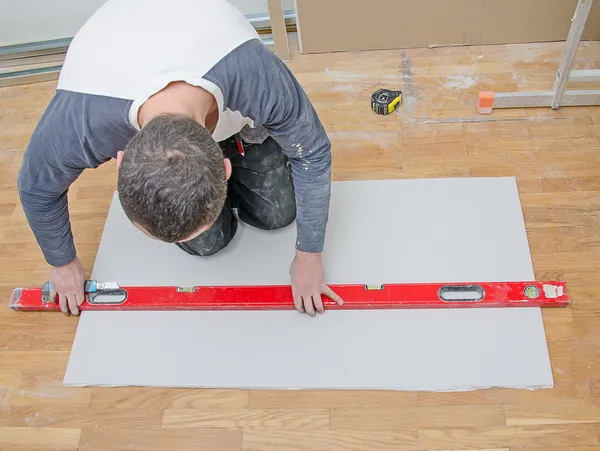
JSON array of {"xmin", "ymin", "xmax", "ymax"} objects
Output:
[
  {"xmin": 64, "ymin": 178, "xmax": 553, "ymax": 390},
  {"xmin": 296, "ymin": 0, "xmax": 600, "ymax": 54}
]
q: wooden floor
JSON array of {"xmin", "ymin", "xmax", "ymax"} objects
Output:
[{"xmin": 1, "ymin": 37, "xmax": 600, "ymax": 450}]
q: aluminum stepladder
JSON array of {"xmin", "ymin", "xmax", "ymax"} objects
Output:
[{"xmin": 478, "ymin": 0, "xmax": 600, "ymax": 114}]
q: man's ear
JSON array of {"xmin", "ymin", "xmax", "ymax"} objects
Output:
[
  {"xmin": 224, "ymin": 158, "xmax": 232, "ymax": 181},
  {"xmin": 116, "ymin": 151, "xmax": 124, "ymax": 169}
]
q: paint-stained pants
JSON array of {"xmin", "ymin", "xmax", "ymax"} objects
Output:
[{"xmin": 176, "ymin": 137, "xmax": 296, "ymax": 257}]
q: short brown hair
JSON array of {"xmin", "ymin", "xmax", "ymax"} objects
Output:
[{"xmin": 118, "ymin": 114, "xmax": 226, "ymax": 242}]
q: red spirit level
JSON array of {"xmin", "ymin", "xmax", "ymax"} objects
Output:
[{"xmin": 9, "ymin": 280, "xmax": 569, "ymax": 312}]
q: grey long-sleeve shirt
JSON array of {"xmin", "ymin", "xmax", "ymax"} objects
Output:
[{"xmin": 18, "ymin": 0, "xmax": 331, "ymax": 267}]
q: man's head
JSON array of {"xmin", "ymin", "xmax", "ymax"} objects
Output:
[{"xmin": 117, "ymin": 114, "xmax": 231, "ymax": 242}]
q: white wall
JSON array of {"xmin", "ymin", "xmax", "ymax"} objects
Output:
[
  {"xmin": 0, "ymin": 0, "xmax": 107, "ymax": 46},
  {"xmin": 0, "ymin": 0, "xmax": 295, "ymax": 47}
]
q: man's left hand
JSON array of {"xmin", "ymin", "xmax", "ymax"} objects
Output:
[{"xmin": 290, "ymin": 251, "xmax": 343, "ymax": 315}]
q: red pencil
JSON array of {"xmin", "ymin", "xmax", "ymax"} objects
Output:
[{"xmin": 235, "ymin": 137, "xmax": 245, "ymax": 157}]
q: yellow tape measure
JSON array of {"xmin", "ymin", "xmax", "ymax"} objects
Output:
[{"xmin": 371, "ymin": 88, "xmax": 402, "ymax": 115}]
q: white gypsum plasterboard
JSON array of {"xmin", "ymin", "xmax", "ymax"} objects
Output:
[
  {"xmin": 64, "ymin": 177, "xmax": 553, "ymax": 390},
  {"xmin": 89, "ymin": 177, "xmax": 535, "ymax": 286},
  {"xmin": 66, "ymin": 308, "xmax": 551, "ymax": 390}
]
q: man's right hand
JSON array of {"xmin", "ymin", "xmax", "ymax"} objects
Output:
[{"xmin": 49, "ymin": 257, "xmax": 85, "ymax": 316}]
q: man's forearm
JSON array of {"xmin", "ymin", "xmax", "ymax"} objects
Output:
[
  {"xmin": 255, "ymin": 49, "xmax": 333, "ymax": 251},
  {"xmin": 290, "ymin": 157, "xmax": 331, "ymax": 254},
  {"xmin": 18, "ymin": 187, "xmax": 77, "ymax": 267}
]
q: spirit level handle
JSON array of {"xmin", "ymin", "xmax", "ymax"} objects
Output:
[
  {"xmin": 438, "ymin": 284, "xmax": 485, "ymax": 302},
  {"xmin": 41, "ymin": 280, "xmax": 128, "ymax": 305}
]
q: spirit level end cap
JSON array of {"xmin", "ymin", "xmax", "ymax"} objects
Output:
[{"xmin": 8, "ymin": 288, "xmax": 22, "ymax": 311}]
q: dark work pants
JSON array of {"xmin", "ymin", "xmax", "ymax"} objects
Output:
[{"xmin": 176, "ymin": 137, "xmax": 296, "ymax": 256}]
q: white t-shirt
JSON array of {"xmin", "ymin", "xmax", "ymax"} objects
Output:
[{"xmin": 58, "ymin": 0, "xmax": 260, "ymax": 141}]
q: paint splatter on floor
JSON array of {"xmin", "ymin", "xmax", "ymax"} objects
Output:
[
  {"xmin": 398, "ymin": 50, "xmax": 419, "ymax": 116},
  {"xmin": 442, "ymin": 75, "xmax": 479, "ymax": 90}
]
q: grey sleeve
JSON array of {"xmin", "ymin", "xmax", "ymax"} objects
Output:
[
  {"xmin": 19, "ymin": 119, "xmax": 86, "ymax": 266},
  {"xmin": 17, "ymin": 90, "xmax": 134, "ymax": 266},
  {"xmin": 261, "ymin": 59, "xmax": 332, "ymax": 254},
  {"xmin": 206, "ymin": 40, "xmax": 332, "ymax": 253}
]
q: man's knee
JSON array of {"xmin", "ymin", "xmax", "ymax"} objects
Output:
[
  {"xmin": 176, "ymin": 238, "xmax": 228, "ymax": 257},
  {"xmin": 258, "ymin": 199, "xmax": 296, "ymax": 230},
  {"xmin": 234, "ymin": 160, "xmax": 297, "ymax": 230},
  {"xmin": 175, "ymin": 212, "xmax": 238, "ymax": 256},
  {"xmin": 255, "ymin": 179, "xmax": 296, "ymax": 230}
]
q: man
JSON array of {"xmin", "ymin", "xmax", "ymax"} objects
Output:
[{"xmin": 18, "ymin": 0, "xmax": 343, "ymax": 316}]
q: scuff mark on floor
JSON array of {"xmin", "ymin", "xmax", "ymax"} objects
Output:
[
  {"xmin": 324, "ymin": 68, "xmax": 403, "ymax": 81},
  {"xmin": 398, "ymin": 50, "xmax": 419, "ymax": 116},
  {"xmin": 0, "ymin": 389, "xmax": 11, "ymax": 408},
  {"xmin": 443, "ymin": 75, "xmax": 479, "ymax": 90},
  {"xmin": 24, "ymin": 411, "xmax": 55, "ymax": 427},
  {"xmin": 330, "ymin": 83, "xmax": 361, "ymax": 102},
  {"xmin": 329, "ymin": 130, "xmax": 397, "ymax": 152}
]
